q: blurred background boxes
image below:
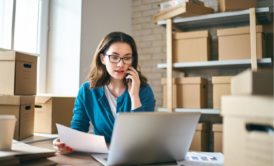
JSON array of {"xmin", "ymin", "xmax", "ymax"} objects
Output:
[
  {"xmin": 34, "ymin": 95, "xmax": 75, "ymax": 134},
  {"xmin": 221, "ymin": 95, "xmax": 273, "ymax": 166},
  {"xmin": 217, "ymin": 25, "xmax": 263, "ymax": 60},
  {"xmin": 218, "ymin": 0, "xmax": 256, "ymax": 12},
  {"xmin": 162, "ymin": 77, "xmax": 207, "ymax": 108},
  {"xmin": 190, "ymin": 123, "xmax": 212, "ymax": 152},
  {"xmin": 212, "ymin": 124, "xmax": 223, "ymax": 152},
  {"xmin": 173, "ymin": 30, "xmax": 209, "ymax": 62},
  {"xmin": 176, "ymin": 77, "xmax": 207, "ymax": 108},
  {"xmin": 0, "ymin": 95, "xmax": 34, "ymax": 140},
  {"xmin": 212, "ymin": 76, "xmax": 232, "ymax": 109},
  {"xmin": 231, "ymin": 69, "xmax": 273, "ymax": 95},
  {"xmin": 0, "ymin": 50, "xmax": 37, "ymax": 95}
]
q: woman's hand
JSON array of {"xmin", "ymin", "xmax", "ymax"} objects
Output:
[
  {"xmin": 53, "ymin": 138, "xmax": 74, "ymax": 155},
  {"xmin": 126, "ymin": 67, "xmax": 142, "ymax": 109}
]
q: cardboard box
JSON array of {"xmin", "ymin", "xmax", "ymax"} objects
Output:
[
  {"xmin": 154, "ymin": 1, "xmax": 213, "ymax": 21},
  {"xmin": 212, "ymin": 76, "xmax": 232, "ymax": 109},
  {"xmin": 231, "ymin": 69, "xmax": 273, "ymax": 95},
  {"xmin": 176, "ymin": 77, "xmax": 207, "ymax": 108},
  {"xmin": 190, "ymin": 123, "xmax": 212, "ymax": 152},
  {"xmin": 221, "ymin": 95, "xmax": 273, "ymax": 166},
  {"xmin": 0, "ymin": 50, "xmax": 37, "ymax": 95},
  {"xmin": 34, "ymin": 95, "xmax": 75, "ymax": 133},
  {"xmin": 212, "ymin": 124, "xmax": 222, "ymax": 152},
  {"xmin": 219, "ymin": 0, "xmax": 256, "ymax": 12},
  {"xmin": 217, "ymin": 25, "xmax": 263, "ymax": 60},
  {"xmin": 173, "ymin": 30, "xmax": 209, "ymax": 62},
  {"xmin": 0, "ymin": 95, "xmax": 34, "ymax": 140},
  {"xmin": 161, "ymin": 78, "xmax": 177, "ymax": 108}
]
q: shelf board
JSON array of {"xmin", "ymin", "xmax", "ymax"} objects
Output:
[
  {"xmin": 158, "ymin": 107, "xmax": 220, "ymax": 115},
  {"xmin": 157, "ymin": 58, "xmax": 272, "ymax": 69},
  {"xmin": 157, "ymin": 7, "xmax": 273, "ymax": 30}
]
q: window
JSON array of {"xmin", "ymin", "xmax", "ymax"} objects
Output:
[
  {"xmin": 0, "ymin": 0, "xmax": 13, "ymax": 49},
  {"xmin": 14, "ymin": 0, "xmax": 40, "ymax": 53},
  {"xmin": 0, "ymin": 0, "xmax": 49, "ymax": 93}
]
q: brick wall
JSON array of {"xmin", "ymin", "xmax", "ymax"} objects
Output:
[
  {"xmin": 132, "ymin": 0, "xmax": 167, "ymax": 109},
  {"xmin": 132, "ymin": 0, "xmax": 273, "ymax": 109}
]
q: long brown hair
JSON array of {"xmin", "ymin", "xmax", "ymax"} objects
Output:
[{"xmin": 88, "ymin": 32, "xmax": 147, "ymax": 88}]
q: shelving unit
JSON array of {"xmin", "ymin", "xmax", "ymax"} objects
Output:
[
  {"xmin": 157, "ymin": 58, "xmax": 272, "ymax": 69},
  {"xmin": 157, "ymin": 6, "xmax": 273, "ymax": 114},
  {"xmin": 157, "ymin": 7, "xmax": 272, "ymax": 30},
  {"xmin": 158, "ymin": 107, "xmax": 222, "ymax": 123}
]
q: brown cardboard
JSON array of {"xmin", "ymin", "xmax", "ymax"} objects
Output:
[
  {"xmin": 231, "ymin": 69, "xmax": 273, "ymax": 95},
  {"xmin": 161, "ymin": 78, "xmax": 177, "ymax": 108},
  {"xmin": 212, "ymin": 76, "xmax": 232, "ymax": 109},
  {"xmin": 219, "ymin": 0, "xmax": 256, "ymax": 12},
  {"xmin": 0, "ymin": 50, "xmax": 37, "ymax": 95},
  {"xmin": 212, "ymin": 124, "xmax": 223, "ymax": 152},
  {"xmin": 154, "ymin": 1, "xmax": 213, "ymax": 21},
  {"xmin": 217, "ymin": 25, "xmax": 263, "ymax": 60},
  {"xmin": 173, "ymin": 30, "xmax": 209, "ymax": 62},
  {"xmin": 34, "ymin": 95, "xmax": 75, "ymax": 133},
  {"xmin": 190, "ymin": 123, "xmax": 212, "ymax": 151},
  {"xmin": 221, "ymin": 95, "xmax": 273, "ymax": 166},
  {"xmin": 0, "ymin": 95, "xmax": 34, "ymax": 140},
  {"xmin": 176, "ymin": 77, "xmax": 207, "ymax": 108}
]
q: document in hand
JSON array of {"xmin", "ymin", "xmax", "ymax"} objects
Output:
[{"xmin": 56, "ymin": 124, "xmax": 108, "ymax": 153}]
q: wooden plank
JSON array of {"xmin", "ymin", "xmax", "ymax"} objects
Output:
[
  {"xmin": 166, "ymin": 19, "xmax": 173, "ymax": 112},
  {"xmin": 249, "ymin": 8, "xmax": 258, "ymax": 71}
]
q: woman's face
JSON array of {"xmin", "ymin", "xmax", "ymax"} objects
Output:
[{"xmin": 101, "ymin": 42, "xmax": 133, "ymax": 81}]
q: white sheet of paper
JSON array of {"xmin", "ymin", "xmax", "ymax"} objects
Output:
[{"xmin": 56, "ymin": 124, "xmax": 108, "ymax": 153}]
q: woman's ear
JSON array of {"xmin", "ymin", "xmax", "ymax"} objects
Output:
[{"xmin": 100, "ymin": 54, "xmax": 105, "ymax": 65}]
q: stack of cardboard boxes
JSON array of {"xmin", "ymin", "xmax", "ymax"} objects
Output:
[
  {"xmin": 221, "ymin": 69, "xmax": 273, "ymax": 165},
  {"xmin": 0, "ymin": 49, "xmax": 76, "ymax": 139},
  {"xmin": 0, "ymin": 49, "xmax": 37, "ymax": 140}
]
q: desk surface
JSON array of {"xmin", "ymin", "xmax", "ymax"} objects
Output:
[
  {"xmin": 24, "ymin": 135, "xmax": 223, "ymax": 166},
  {"xmin": 27, "ymin": 138, "xmax": 102, "ymax": 166}
]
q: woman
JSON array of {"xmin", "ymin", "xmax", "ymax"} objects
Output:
[{"xmin": 53, "ymin": 32, "xmax": 155, "ymax": 154}]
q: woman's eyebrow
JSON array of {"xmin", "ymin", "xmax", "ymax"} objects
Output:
[{"xmin": 109, "ymin": 52, "xmax": 132, "ymax": 56}]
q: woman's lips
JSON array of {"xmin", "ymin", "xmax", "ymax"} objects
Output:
[{"xmin": 114, "ymin": 70, "xmax": 125, "ymax": 74}]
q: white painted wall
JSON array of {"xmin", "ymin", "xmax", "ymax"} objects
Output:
[
  {"xmin": 80, "ymin": 0, "xmax": 132, "ymax": 84},
  {"xmin": 45, "ymin": 0, "xmax": 131, "ymax": 95},
  {"xmin": 46, "ymin": 0, "xmax": 81, "ymax": 95}
]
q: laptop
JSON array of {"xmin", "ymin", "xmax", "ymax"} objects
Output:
[{"xmin": 91, "ymin": 112, "xmax": 200, "ymax": 166}]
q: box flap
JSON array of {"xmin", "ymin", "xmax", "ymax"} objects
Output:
[
  {"xmin": 35, "ymin": 96, "xmax": 52, "ymax": 104},
  {"xmin": 174, "ymin": 30, "xmax": 208, "ymax": 39},
  {"xmin": 0, "ymin": 50, "xmax": 37, "ymax": 62},
  {"xmin": 221, "ymin": 95, "xmax": 273, "ymax": 118},
  {"xmin": 176, "ymin": 77, "xmax": 206, "ymax": 84},
  {"xmin": 231, "ymin": 69, "xmax": 273, "ymax": 95},
  {"xmin": 212, "ymin": 76, "xmax": 232, "ymax": 84},
  {"xmin": 0, "ymin": 95, "xmax": 20, "ymax": 105},
  {"xmin": 217, "ymin": 25, "xmax": 263, "ymax": 37},
  {"xmin": 0, "ymin": 50, "xmax": 16, "ymax": 60}
]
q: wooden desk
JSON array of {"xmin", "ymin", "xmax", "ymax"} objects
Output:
[{"xmin": 25, "ymin": 137, "xmax": 102, "ymax": 166}]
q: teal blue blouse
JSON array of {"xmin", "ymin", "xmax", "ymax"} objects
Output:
[{"xmin": 70, "ymin": 82, "xmax": 155, "ymax": 143}]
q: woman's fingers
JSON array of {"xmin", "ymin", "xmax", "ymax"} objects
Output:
[{"xmin": 53, "ymin": 138, "xmax": 74, "ymax": 155}]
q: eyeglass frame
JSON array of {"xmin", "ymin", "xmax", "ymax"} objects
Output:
[{"xmin": 105, "ymin": 54, "xmax": 133, "ymax": 65}]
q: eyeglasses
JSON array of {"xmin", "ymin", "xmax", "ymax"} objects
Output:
[{"xmin": 106, "ymin": 54, "xmax": 133, "ymax": 64}]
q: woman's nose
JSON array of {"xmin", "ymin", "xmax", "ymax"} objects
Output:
[{"xmin": 117, "ymin": 59, "xmax": 125, "ymax": 66}]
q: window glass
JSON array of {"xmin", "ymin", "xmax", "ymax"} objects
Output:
[
  {"xmin": 14, "ymin": 0, "xmax": 40, "ymax": 53},
  {"xmin": 0, "ymin": 0, "xmax": 13, "ymax": 49}
]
